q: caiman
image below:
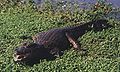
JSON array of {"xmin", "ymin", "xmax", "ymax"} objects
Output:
[{"xmin": 13, "ymin": 19, "xmax": 111, "ymax": 62}]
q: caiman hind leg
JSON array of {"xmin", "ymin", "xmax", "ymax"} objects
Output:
[
  {"xmin": 65, "ymin": 33, "xmax": 81, "ymax": 50},
  {"xmin": 66, "ymin": 33, "xmax": 87, "ymax": 56}
]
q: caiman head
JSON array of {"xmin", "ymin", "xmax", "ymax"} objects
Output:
[{"xmin": 13, "ymin": 42, "xmax": 44, "ymax": 63}]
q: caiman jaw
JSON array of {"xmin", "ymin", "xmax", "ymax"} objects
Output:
[{"xmin": 13, "ymin": 54, "xmax": 26, "ymax": 62}]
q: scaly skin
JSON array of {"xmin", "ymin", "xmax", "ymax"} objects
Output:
[
  {"xmin": 13, "ymin": 19, "xmax": 111, "ymax": 62},
  {"xmin": 32, "ymin": 19, "xmax": 109, "ymax": 56}
]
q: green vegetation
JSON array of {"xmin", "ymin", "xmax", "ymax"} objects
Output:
[{"xmin": 0, "ymin": 0, "xmax": 120, "ymax": 72}]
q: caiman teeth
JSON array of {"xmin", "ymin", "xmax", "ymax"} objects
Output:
[{"xmin": 13, "ymin": 55, "xmax": 25, "ymax": 61}]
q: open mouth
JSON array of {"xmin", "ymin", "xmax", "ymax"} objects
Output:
[{"xmin": 13, "ymin": 54, "xmax": 27, "ymax": 62}]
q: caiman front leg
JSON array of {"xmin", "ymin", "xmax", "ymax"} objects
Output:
[
  {"xmin": 50, "ymin": 48, "xmax": 63, "ymax": 57},
  {"xmin": 66, "ymin": 33, "xmax": 81, "ymax": 50}
]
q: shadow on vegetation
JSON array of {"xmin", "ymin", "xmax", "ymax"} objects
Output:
[{"xmin": 17, "ymin": 19, "xmax": 113, "ymax": 66}]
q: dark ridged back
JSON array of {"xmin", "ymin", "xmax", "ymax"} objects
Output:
[
  {"xmin": 34, "ymin": 28, "xmax": 70, "ymax": 50},
  {"xmin": 34, "ymin": 19, "xmax": 109, "ymax": 50}
]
